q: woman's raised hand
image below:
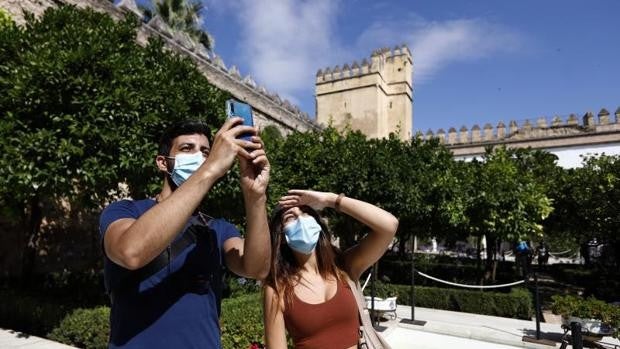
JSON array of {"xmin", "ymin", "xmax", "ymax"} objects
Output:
[{"xmin": 278, "ymin": 189, "xmax": 337, "ymax": 211}]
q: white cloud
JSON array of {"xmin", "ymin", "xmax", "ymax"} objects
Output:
[
  {"xmin": 216, "ymin": 0, "xmax": 343, "ymax": 103},
  {"xmin": 205, "ymin": 1, "xmax": 524, "ymax": 110},
  {"xmin": 357, "ymin": 15, "xmax": 524, "ymax": 83}
]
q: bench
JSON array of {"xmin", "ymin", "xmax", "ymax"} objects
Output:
[{"xmin": 364, "ymin": 296, "xmax": 398, "ymax": 320}]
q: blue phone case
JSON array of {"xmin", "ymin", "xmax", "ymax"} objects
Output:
[{"xmin": 226, "ymin": 99, "xmax": 254, "ymax": 141}]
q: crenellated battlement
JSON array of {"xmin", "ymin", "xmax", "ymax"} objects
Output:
[
  {"xmin": 315, "ymin": 45, "xmax": 414, "ymax": 140},
  {"xmin": 420, "ymin": 108, "xmax": 620, "ymax": 146},
  {"xmin": 315, "ymin": 45, "xmax": 412, "ymax": 84}
]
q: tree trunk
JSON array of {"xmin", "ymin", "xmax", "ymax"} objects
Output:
[
  {"xmin": 21, "ymin": 195, "xmax": 42, "ymax": 287},
  {"xmin": 398, "ymin": 237, "xmax": 407, "ymax": 258},
  {"xmin": 484, "ymin": 236, "xmax": 497, "ymax": 283},
  {"xmin": 476, "ymin": 235, "xmax": 482, "ymax": 279}
]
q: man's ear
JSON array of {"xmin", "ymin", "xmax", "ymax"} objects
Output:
[{"xmin": 155, "ymin": 155, "xmax": 170, "ymax": 173}]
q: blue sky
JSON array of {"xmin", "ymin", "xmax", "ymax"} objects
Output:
[{"xmin": 160, "ymin": 0, "xmax": 620, "ymax": 133}]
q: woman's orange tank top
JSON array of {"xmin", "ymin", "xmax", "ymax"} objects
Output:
[{"xmin": 283, "ymin": 279, "xmax": 359, "ymax": 349}]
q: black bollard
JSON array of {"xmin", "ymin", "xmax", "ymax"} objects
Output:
[
  {"xmin": 570, "ymin": 321, "xmax": 583, "ymax": 349},
  {"xmin": 533, "ymin": 271, "xmax": 541, "ymax": 340},
  {"xmin": 400, "ymin": 249, "xmax": 426, "ymax": 326},
  {"xmin": 411, "ymin": 250, "xmax": 415, "ymax": 321},
  {"xmin": 521, "ymin": 256, "xmax": 555, "ymax": 346}
]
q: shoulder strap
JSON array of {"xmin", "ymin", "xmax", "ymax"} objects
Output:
[
  {"xmin": 109, "ymin": 217, "xmax": 207, "ymax": 302},
  {"xmin": 345, "ymin": 275, "xmax": 391, "ymax": 349}
]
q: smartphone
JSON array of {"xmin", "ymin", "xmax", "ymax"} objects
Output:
[{"xmin": 226, "ymin": 99, "xmax": 254, "ymax": 141}]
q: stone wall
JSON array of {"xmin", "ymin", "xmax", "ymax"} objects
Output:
[{"xmin": 422, "ymin": 108, "xmax": 620, "ymax": 157}]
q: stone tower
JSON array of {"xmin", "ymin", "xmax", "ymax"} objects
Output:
[{"xmin": 315, "ymin": 45, "xmax": 413, "ymax": 140}]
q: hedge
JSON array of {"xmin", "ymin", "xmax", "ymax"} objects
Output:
[
  {"xmin": 220, "ymin": 293, "xmax": 265, "ymax": 349},
  {"xmin": 43, "ymin": 294, "xmax": 266, "ymax": 349},
  {"xmin": 365, "ymin": 281, "xmax": 533, "ymax": 319},
  {"xmin": 48, "ymin": 307, "xmax": 110, "ymax": 349}
]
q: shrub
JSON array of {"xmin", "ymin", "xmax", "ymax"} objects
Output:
[
  {"xmin": 551, "ymin": 295, "xmax": 620, "ymax": 339},
  {"xmin": 220, "ymin": 293, "xmax": 265, "ymax": 349},
  {"xmin": 48, "ymin": 307, "xmax": 110, "ymax": 349}
]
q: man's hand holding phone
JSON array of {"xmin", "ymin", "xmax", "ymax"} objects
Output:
[{"xmin": 224, "ymin": 99, "xmax": 270, "ymax": 199}]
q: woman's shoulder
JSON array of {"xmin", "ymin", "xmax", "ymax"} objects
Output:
[
  {"xmin": 338, "ymin": 269, "xmax": 358, "ymax": 288},
  {"xmin": 263, "ymin": 283, "xmax": 286, "ymax": 313}
]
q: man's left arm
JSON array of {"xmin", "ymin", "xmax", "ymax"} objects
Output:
[
  {"xmin": 223, "ymin": 135, "xmax": 271, "ymax": 280},
  {"xmin": 224, "ymin": 196, "xmax": 270, "ymax": 279}
]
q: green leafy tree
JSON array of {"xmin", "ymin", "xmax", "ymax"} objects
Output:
[
  {"xmin": 404, "ymin": 137, "xmax": 469, "ymax": 252},
  {"xmin": 266, "ymin": 128, "xmax": 467, "ymax": 254},
  {"xmin": 0, "ymin": 6, "xmax": 228, "ymax": 281},
  {"xmin": 464, "ymin": 147, "xmax": 553, "ymax": 281},
  {"xmin": 548, "ymin": 155, "xmax": 620, "ymax": 267},
  {"xmin": 142, "ymin": 0, "xmax": 214, "ymax": 51}
]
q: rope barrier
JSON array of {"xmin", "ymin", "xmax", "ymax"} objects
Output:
[
  {"xmin": 548, "ymin": 249, "xmax": 573, "ymax": 257},
  {"xmin": 361, "ymin": 272, "xmax": 372, "ymax": 292},
  {"xmin": 414, "ymin": 269, "xmax": 525, "ymax": 289}
]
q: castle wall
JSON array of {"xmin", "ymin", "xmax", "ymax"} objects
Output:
[
  {"xmin": 316, "ymin": 46, "xmax": 413, "ymax": 140},
  {"xmin": 433, "ymin": 108, "xmax": 620, "ymax": 168}
]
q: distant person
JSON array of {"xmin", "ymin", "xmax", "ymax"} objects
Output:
[
  {"xmin": 537, "ymin": 241, "xmax": 549, "ymax": 268},
  {"xmin": 99, "ymin": 119, "xmax": 271, "ymax": 348},
  {"xmin": 515, "ymin": 240, "xmax": 532, "ymax": 278},
  {"xmin": 263, "ymin": 190, "xmax": 398, "ymax": 349}
]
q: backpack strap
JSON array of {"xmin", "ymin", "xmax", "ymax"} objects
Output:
[{"xmin": 109, "ymin": 215, "xmax": 210, "ymax": 303}]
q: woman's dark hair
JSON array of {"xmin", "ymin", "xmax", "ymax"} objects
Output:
[
  {"xmin": 264, "ymin": 205, "xmax": 344, "ymax": 308},
  {"xmin": 158, "ymin": 120, "xmax": 211, "ymax": 156}
]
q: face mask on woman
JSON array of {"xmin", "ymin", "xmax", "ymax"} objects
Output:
[
  {"xmin": 168, "ymin": 152, "xmax": 205, "ymax": 187},
  {"xmin": 284, "ymin": 216, "xmax": 322, "ymax": 254}
]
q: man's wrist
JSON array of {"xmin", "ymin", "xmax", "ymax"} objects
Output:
[{"xmin": 244, "ymin": 192, "xmax": 267, "ymax": 205}]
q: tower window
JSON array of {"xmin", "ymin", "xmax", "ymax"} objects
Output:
[{"xmin": 389, "ymin": 102, "xmax": 393, "ymax": 109}]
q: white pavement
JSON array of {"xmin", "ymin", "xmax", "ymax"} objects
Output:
[
  {"xmin": 0, "ymin": 329, "xmax": 76, "ymax": 349},
  {"xmin": 379, "ymin": 305, "xmax": 620, "ymax": 349}
]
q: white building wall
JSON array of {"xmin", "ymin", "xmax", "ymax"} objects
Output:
[{"xmin": 454, "ymin": 142, "xmax": 620, "ymax": 169}]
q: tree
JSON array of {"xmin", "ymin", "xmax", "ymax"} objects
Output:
[
  {"xmin": 548, "ymin": 155, "xmax": 620, "ymax": 267},
  {"xmin": 464, "ymin": 147, "xmax": 553, "ymax": 282},
  {"xmin": 0, "ymin": 6, "xmax": 228, "ymax": 281},
  {"xmin": 141, "ymin": 0, "xmax": 214, "ymax": 51}
]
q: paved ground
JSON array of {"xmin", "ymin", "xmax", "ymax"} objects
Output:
[
  {"xmin": 0, "ymin": 329, "xmax": 76, "ymax": 348},
  {"xmin": 380, "ymin": 305, "xmax": 620, "ymax": 349},
  {"xmin": 2, "ymin": 305, "xmax": 619, "ymax": 348}
]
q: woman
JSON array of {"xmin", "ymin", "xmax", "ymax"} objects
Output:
[{"xmin": 263, "ymin": 189, "xmax": 398, "ymax": 349}]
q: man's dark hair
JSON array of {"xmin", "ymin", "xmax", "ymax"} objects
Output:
[{"xmin": 158, "ymin": 120, "xmax": 212, "ymax": 156}]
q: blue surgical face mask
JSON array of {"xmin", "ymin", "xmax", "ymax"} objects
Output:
[
  {"xmin": 168, "ymin": 152, "xmax": 205, "ymax": 187},
  {"xmin": 284, "ymin": 216, "xmax": 322, "ymax": 255}
]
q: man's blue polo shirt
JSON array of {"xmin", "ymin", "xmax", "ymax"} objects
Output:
[{"xmin": 99, "ymin": 199, "xmax": 240, "ymax": 349}]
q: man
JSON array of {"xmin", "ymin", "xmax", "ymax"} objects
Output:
[{"xmin": 99, "ymin": 117, "xmax": 270, "ymax": 348}]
